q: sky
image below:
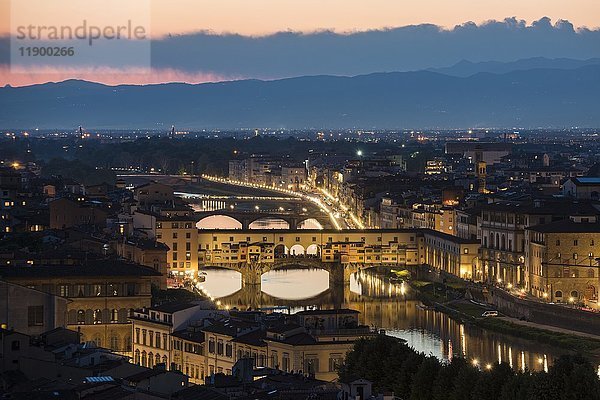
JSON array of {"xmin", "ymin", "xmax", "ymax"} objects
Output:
[{"xmin": 0, "ymin": 0, "xmax": 599, "ymax": 86}]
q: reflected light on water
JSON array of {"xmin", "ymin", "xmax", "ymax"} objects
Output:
[
  {"xmin": 200, "ymin": 269, "xmax": 242, "ymax": 298},
  {"xmin": 198, "ymin": 267, "xmax": 598, "ymax": 373},
  {"xmin": 261, "ymin": 269, "xmax": 329, "ymax": 300}
]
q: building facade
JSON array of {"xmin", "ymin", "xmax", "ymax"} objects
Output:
[{"xmin": 527, "ymin": 219, "xmax": 600, "ymax": 304}]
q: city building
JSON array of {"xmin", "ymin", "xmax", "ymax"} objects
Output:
[
  {"xmin": 479, "ymin": 200, "xmax": 599, "ymax": 287},
  {"xmin": 527, "ymin": 218, "xmax": 600, "ymax": 304},
  {"xmin": 0, "ymin": 280, "xmax": 69, "ymax": 336},
  {"xmin": 0, "ymin": 261, "xmax": 160, "ymax": 353},
  {"xmin": 563, "ymin": 177, "xmax": 600, "ymax": 200},
  {"xmin": 130, "ymin": 302, "xmax": 218, "ymax": 376},
  {"xmin": 422, "ymin": 230, "xmax": 481, "ymax": 280},
  {"xmin": 49, "ymin": 197, "xmax": 110, "ymax": 229}
]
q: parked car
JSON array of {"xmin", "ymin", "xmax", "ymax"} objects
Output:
[{"xmin": 481, "ymin": 310, "xmax": 499, "ymax": 317}]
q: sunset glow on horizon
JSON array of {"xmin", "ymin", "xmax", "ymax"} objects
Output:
[
  {"xmin": 1, "ymin": 0, "xmax": 599, "ymax": 38},
  {"xmin": 1, "ymin": 0, "xmax": 599, "ymax": 87}
]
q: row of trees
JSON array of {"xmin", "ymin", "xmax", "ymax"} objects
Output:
[{"xmin": 339, "ymin": 335, "xmax": 600, "ymax": 400}]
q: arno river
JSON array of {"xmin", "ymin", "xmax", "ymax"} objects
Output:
[
  {"xmin": 200, "ymin": 267, "xmax": 582, "ymax": 373},
  {"xmin": 119, "ymin": 176, "xmax": 599, "ymax": 373}
]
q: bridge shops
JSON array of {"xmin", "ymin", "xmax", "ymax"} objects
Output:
[{"xmin": 192, "ymin": 228, "xmax": 481, "ymax": 285}]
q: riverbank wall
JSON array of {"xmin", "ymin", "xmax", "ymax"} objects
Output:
[{"xmin": 488, "ymin": 288, "xmax": 600, "ymax": 336}]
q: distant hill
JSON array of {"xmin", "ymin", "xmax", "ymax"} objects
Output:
[
  {"xmin": 427, "ymin": 57, "xmax": 600, "ymax": 77},
  {"xmin": 1, "ymin": 65, "xmax": 599, "ymax": 129}
]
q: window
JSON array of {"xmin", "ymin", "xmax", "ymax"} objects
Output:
[
  {"xmin": 217, "ymin": 340, "xmax": 224, "ymax": 355},
  {"xmin": 58, "ymin": 285, "xmax": 69, "ymax": 297},
  {"xmin": 27, "ymin": 305, "xmax": 44, "ymax": 326},
  {"xmin": 77, "ymin": 310, "xmax": 86, "ymax": 324},
  {"xmin": 94, "ymin": 309, "xmax": 103, "ymax": 324},
  {"xmin": 111, "ymin": 309, "xmax": 118, "ymax": 323},
  {"xmin": 555, "ymin": 290, "xmax": 563, "ymax": 298},
  {"xmin": 156, "ymin": 333, "xmax": 161, "ymax": 349},
  {"xmin": 93, "ymin": 284, "xmax": 103, "ymax": 296},
  {"xmin": 110, "ymin": 335, "xmax": 119, "ymax": 350},
  {"xmin": 11, "ymin": 340, "xmax": 20, "ymax": 351},
  {"xmin": 282, "ymin": 354, "xmax": 290, "ymax": 371},
  {"xmin": 305, "ymin": 356, "xmax": 319, "ymax": 374},
  {"xmin": 208, "ymin": 339, "xmax": 215, "ymax": 353},
  {"xmin": 225, "ymin": 344, "xmax": 232, "ymax": 357},
  {"xmin": 574, "ymin": 240, "xmax": 578, "ymax": 246},
  {"xmin": 329, "ymin": 354, "xmax": 344, "ymax": 372}
]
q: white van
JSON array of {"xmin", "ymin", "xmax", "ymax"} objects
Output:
[{"xmin": 481, "ymin": 310, "xmax": 499, "ymax": 317}]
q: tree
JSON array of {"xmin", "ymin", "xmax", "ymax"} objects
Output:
[
  {"xmin": 449, "ymin": 363, "xmax": 479, "ymax": 400},
  {"xmin": 432, "ymin": 358, "xmax": 468, "ymax": 400},
  {"xmin": 410, "ymin": 355, "xmax": 440, "ymax": 400}
]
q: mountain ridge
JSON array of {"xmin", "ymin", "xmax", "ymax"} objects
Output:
[{"xmin": 1, "ymin": 65, "xmax": 599, "ymax": 129}]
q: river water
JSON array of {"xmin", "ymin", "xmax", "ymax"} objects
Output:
[
  {"xmin": 198, "ymin": 267, "xmax": 597, "ymax": 373},
  {"xmin": 159, "ymin": 181, "xmax": 598, "ymax": 374}
]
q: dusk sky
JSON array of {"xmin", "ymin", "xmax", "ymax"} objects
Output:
[{"xmin": 1, "ymin": 0, "xmax": 599, "ymax": 86}]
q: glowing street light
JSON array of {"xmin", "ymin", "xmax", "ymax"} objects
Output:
[{"xmin": 356, "ymin": 150, "xmax": 363, "ymax": 157}]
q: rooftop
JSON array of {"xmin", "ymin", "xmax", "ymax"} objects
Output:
[
  {"xmin": 0, "ymin": 260, "xmax": 162, "ymax": 279},
  {"xmin": 570, "ymin": 177, "xmax": 600, "ymax": 185},
  {"xmin": 150, "ymin": 302, "xmax": 200, "ymax": 313},
  {"xmin": 527, "ymin": 220, "xmax": 600, "ymax": 234}
]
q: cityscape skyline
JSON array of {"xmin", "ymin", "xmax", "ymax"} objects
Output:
[{"xmin": 2, "ymin": 1, "xmax": 600, "ymax": 398}]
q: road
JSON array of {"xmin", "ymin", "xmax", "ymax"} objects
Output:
[{"xmin": 201, "ymin": 174, "xmax": 358, "ymax": 230}]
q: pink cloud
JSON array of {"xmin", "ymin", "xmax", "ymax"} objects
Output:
[{"xmin": 0, "ymin": 66, "xmax": 238, "ymax": 87}]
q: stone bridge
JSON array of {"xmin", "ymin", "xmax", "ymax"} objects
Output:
[
  {"xmin": 201, "ymin": 257, "xmax": 359, "ymax": 287},
  {"xmin": 195, "ymin": 210, "xmax": 331, "ymax": 230}
]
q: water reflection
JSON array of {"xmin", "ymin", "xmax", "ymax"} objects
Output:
[
  {"xmin": 261, "ymin": 269, "xmax": 329, "ymax": 300},
  {"xmin": 201, "ymin": 267, "xmax": 591, "ymax": 372}
]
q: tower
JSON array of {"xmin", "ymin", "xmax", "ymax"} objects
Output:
[{"xmin": 475, "ymin": 147, "xmax": 486, "ymax": 194}]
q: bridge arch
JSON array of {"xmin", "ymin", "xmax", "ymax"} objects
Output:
[
  {"xmin": 274, "ymin": 244, "xmax": 289, "ymax": 257},
  {"xmin": 197, "ymin": 215, "xmax": 242, "ymax": 230},
  {"xmin": 289, "ymin": 244, "xmax": 305, "ymax": 255},
  {"xmin": 306, "ymin": 244, "xmax": 319, "ymax": 255}
]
